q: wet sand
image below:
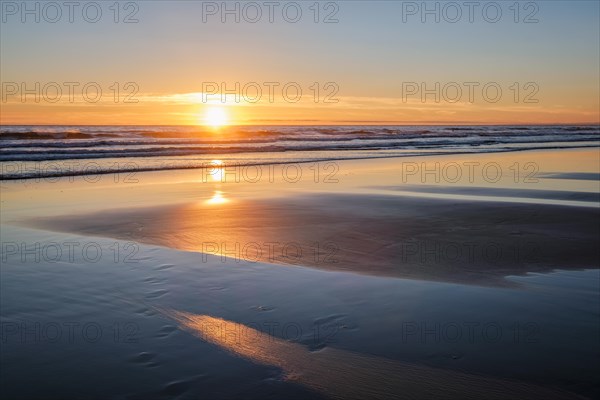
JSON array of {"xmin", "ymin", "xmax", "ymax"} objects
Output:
[
  {"xmin": 22, "ymin": 193, "xmax": 600, "ymax": 286},
  {"xmin": 1, "ymin": 224, "xmax": 598, "ymax": 399},
  {"xmin": 1, "ymin": 148, "xmax": 599, "ymax": 399},
  {"xmin": 10, "ymin": 148, "xmax": 598, "ymax": 286}
]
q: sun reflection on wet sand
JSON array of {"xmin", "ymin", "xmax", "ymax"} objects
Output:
[
  {"xmin": 208, "ymin": 160, "xmax": 224, "ymax": 182},
  {"xmin": 167, "ymin": 310, "xmax": 576, "ymax": 400},
  {"xmin": 206, "ymin": 190, "xmax": 229, "ymax": 205}
]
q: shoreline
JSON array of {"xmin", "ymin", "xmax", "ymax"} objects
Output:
[
  {"xmin": 2, "ymin": 144, "xmax": 599, "ymax": 180},
  {"xmin": 5, "ymin": 147, "xmax": 599, "ymax": 286}
]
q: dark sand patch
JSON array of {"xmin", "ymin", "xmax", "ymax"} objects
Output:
[
  {"xmin": 538, "ymin": 172, "xmax": 600, "ymax": 181},
  {"xmin": 372, "ymin": 185, "xmax": 600, "ymax": 203},
  {"xmin": 22, "ymin": 194, "xmax": 600, "ymax": 286}
]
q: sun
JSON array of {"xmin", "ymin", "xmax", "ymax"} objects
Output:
[{"xmin": 203, "ymin": 107, "xmax": 229, "ymax": 128}]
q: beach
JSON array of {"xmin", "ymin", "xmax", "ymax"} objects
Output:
[
  {"xmin": 1, "ymin": 147, "xmax": 599, "ymax": 399},
  {"xmin": 2, "ymin": 0, "xmax": 599, "ymax": 396},
  {"xmin": 7, "ymin": 148, "xmax": 600, "ymax": 287}
]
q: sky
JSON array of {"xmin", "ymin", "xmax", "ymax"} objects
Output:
[{"xmin": 1, "ymin": 0, "xmax": 599, "ymax": 125}]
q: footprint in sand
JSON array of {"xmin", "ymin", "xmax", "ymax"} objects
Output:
[
  {"xmin": 155, "ymin": 263, "xmax": 175, "ymax": 271},
  {"xmin": 159, "ymin": 375, "xmax": 207, "ymax": 397},
  {"xmin": 128, "ymin": 352, "xmax": 160, "ymax": 368},
  {"xmin": 143, "ymin": 276, "xmax": 165, "ymax": 285},
  {"xmin": 145, "ymin": 289, "xmax": 169, "ymax": 299},
  {"xmin": 155, "ymin": 325, "xmax": 178, "ymax": 338}
]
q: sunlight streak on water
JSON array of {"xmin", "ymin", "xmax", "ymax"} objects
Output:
[{"xmin": 166, "ymin": 310, "xmax": 577, "ymax": 400}]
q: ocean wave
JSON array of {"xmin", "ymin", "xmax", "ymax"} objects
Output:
[{"xmin": 1, "ymin": 125, "xmax": 598, "ymax": 179}]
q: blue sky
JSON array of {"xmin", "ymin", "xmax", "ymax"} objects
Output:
[{"xmin": 1, "ymin": 1, "xmax": 599, "ymax": 124}]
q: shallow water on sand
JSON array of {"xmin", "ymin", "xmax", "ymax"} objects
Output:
[
  {"xmin": 2, "ymin": 149, "xmax": 599, "ymax": 398},
  {"xmin": 1, "ymin": 225, "xmax": 598, "ymax": 399}
]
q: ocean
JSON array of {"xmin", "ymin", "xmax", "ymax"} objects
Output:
[{"xmin": 1, "ymin": 125, "xmax": 598, "ymax": 179}]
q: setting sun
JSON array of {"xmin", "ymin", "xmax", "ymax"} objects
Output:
[{"xmin": 204, "ymin": 107, "xmax": 229, "ymax": 128}]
